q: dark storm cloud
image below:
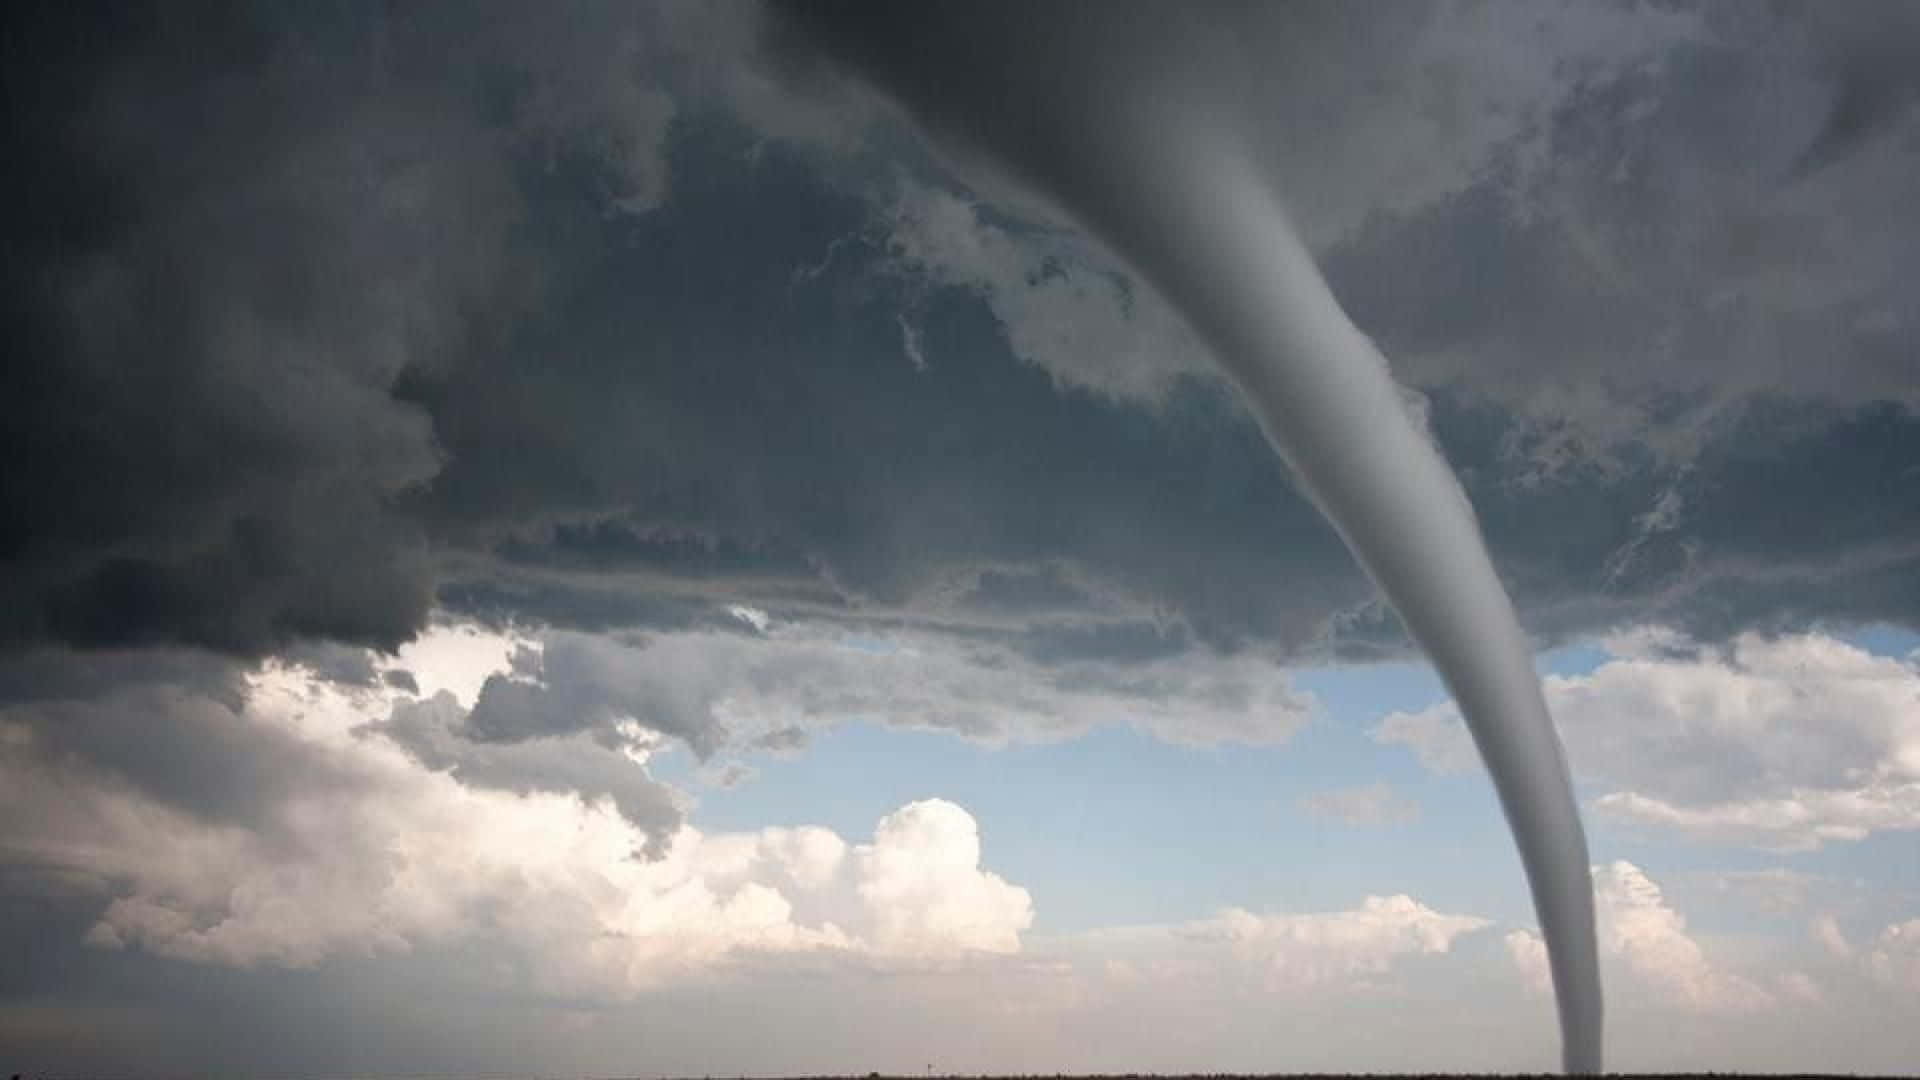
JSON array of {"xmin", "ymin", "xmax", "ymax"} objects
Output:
[
  {"xmin": 1325, "ymin": 2, "xmax": 1920, "ymax": 422},
  {"xmin": 495, "ymin": 518, "xmax": 823, "ymax": 581},
  {"xmin": 10, "ymin": 0, "xmax": 1916, "ymax": 673},
  {"xmin": 0, "ymin": 4, "xmax": 1466, "ymax": 664},
  {"xmin": 957, "ymin": 565, "xmax": 1100, "ymax": 616},
  {"xmin": 1629, "ymin": 401, "xmax": 1920, "ymax": 639},
  {"xmin": 1785, "ymin": 1, "xmax": 1920, "ymax": 178},
  {"xmin": 1424, "ymin": 396, "xmax": 1920, "ymax": 650},
  {"xmin": 4, "ymin": 2, "xmax": 1920, "ymax": 693},
  {"xmin": 435, "ymin": 573, "xmax": 734, "ymax": 637},
  {"xmin": 0, "ymin": 3, "xmax": 509, "ymax": 655},
  {"xmin": 401, "ymin": 111, "xmax": 1370, "ymax": 651},
  {"xmin": 0, "ymin": 1, "xmax": 700, "ymax": 657},
  {"xmin": 4, "ymin": 0, "xmax": 1915, "ymax": 672},
  {"xmin": 0, "ymin": 645, "xmax": 245, "ymax": 709}
]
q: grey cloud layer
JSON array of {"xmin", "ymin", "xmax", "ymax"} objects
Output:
[
  {"xmin": 455, "ymin": 624, "xmax": 1316, "ymax": 755},
  {"xmin": 6, "ymin": 2, "xmax": 1920, "ymax": 667},
  {"xmin": 3, "ymin": 4, "xmax": 1920, "ymax": 668}
]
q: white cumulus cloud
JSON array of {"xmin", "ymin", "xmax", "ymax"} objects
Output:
[
  {"xmin": 855, "ymin": 799, "xmax": 1033, "ymax": 957},
  {"xmin": 1375, "ymin": 630, "xmax": 1920, "ymax": 850},
  {"xmin": 0, "ymin": 653, "xmax": 1033, "ymax": 997}
]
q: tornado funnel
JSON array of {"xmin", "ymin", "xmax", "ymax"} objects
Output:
[{"xmin": 777, "ymin": 4, "xmax": 1603, "ymax": 1072}]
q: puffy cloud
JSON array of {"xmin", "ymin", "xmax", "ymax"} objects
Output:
[
  {"xmin": 1372, "ymin": 704, "xmax": 1484, "ymax": 776},
  {"xmin": 1507, "ymin": 861, "xmax": 1772, "ymax": 1014},
  {"xmin": 0, "ymin": 649, "xmax": 1033, "ymax": 993},
  {"xmin": 853, "ymin": 800, "xmax": 1033, "ymax": 956},
  {"xmin": 1376, "ymin": 629, "xmax": 1920, "ymax": 849},
  {"xmin": 1298, "ymin": 781, "xmax": 1420, "ymax": 827}
]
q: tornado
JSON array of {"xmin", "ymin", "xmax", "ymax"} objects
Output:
[{"xmin": 777, "ymin": 3, "xmax": 1601, "ymax": 1072}]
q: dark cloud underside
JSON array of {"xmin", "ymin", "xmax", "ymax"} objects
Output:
[{"xmin": 7, "ymin": 1, "xmax": 1920, "ymax": 668}]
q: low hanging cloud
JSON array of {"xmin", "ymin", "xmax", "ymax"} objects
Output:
[
  {"xmin": 451, "ymin": 621, "xmax": 1318, "ymax": 755},
  {"xmin": 1375, "ymin": 629, "xmax": 1920, "ymax": 850}
]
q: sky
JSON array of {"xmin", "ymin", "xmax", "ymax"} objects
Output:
[{"xmin": 5, "ymin": 1, "xmax": 1920, "ymax": 1075}]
